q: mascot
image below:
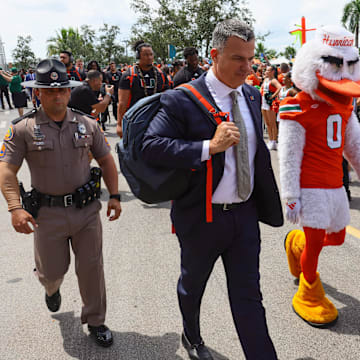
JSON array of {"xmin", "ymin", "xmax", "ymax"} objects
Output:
[{"xmin": 278, "ymin": 25, "xmax": 360, "ymax": 327}]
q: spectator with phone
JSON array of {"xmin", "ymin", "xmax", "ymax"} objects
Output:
[{"xmin": 68, "ymin": 70, "xmax": 114, "ymax": 118}]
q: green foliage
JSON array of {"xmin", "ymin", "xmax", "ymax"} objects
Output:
[
  {"xmin": 47, "ymin": 24, "xmax": 133, "ymax": 66},
  {"xmin": 129, "ymin": 0, "xmax": 255, "ymax": 60},
  {"xmin": 283, "ymin": 46, "xmax": 297, "ymax": 60},
  {"xmin": 255, "ymin": 42, "xmax": 278, "ymax": 60},
  {"xmin": 12, "ymin": 35, "xmax": 37, "ymax": 69},
  {"xmin": 47, "ymin": 27, "xmax": 84, "ymax": 58},
  {"xmin": 342, "ymin": 0, "xmax": 360, "ymax": 47},
  {"xmin": 96, "ymin": 24, "xmax": 124, "ymax": 65}
]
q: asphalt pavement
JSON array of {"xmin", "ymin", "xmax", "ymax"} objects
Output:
[{"xmin": 0, "ymin": 105, "xmax": 360, "ymax": 360}]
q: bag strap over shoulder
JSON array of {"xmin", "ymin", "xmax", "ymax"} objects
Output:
[
  {"xmin": 126, "ymin": 66, "xmax": 138, "ymax": 89},
  {"xmin": 177, "ymin": 83, "xmax": 229, "ymax": 125},
  {"xmin": 176, "ymin": 82, "xmax": 230, "ymax": 224}
]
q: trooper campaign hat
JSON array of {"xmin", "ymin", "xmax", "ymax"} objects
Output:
[{"xmin": 21, "ymin": 58, "xmax": 82, "ymax": 88}]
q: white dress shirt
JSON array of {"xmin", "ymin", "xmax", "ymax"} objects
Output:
[{"xmin": 201, "ymin": 68, "xmax": 257, "ymax": 203}]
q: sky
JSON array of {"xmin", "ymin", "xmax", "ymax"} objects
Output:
[{"xmin": 0, "ymin": 0, "xmax": 352, "ymax": 63}]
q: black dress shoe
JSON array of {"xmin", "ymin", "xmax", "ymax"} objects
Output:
[
  {"xmin": 45, "ymin": 289, "xmax": 61, "ymax": 312},
  {"xmin": 181, "ymin": 332, "xmax": 213, "ymax": 360},
  {"xmin": 88, "ymin": 324, "xmax": 113, "ymax": 347}
]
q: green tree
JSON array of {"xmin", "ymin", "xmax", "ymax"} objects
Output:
[
  {"xmin": 47, "ymin": 27, "xmax": 84, "ymax": 58},
  {"xmin": 130, "ymin": 0, "xmax": 255, "ymax": 60},
  {"xmin": 79, "ymin": 25, "xmax": 96, "ymax": 63},
  {"xmin": 342, "ymin": 0, "xmax": 360, "ymax": 47},
  {"xmin": 96, "ymin": 24, "xmax": 124, "ymax": 65},
  {"xmin": 283, "ymin": 46, "xmax": 297, "ymax": 60},
  {"xmin": 12, "ymin": 35, "xmax": 37, "ymax": 69},
  {"xmin": 254, "ymin": 42, "xmax": 278, "ymax": 61},
  {"xmin": 191, "ymin": 0, "xmax": 255, "ymax": 56}
]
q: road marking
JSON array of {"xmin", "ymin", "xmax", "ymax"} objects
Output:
[
  {"xmin": 346, "ymin": 225, "xmax": 360, "ymax": 239},
  {"xmin": 0, "ymin": 121, "xmax": 6, "ymax": 129}
]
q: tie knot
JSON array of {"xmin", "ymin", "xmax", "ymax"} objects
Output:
[{"xmin": 230, "ymin": 91, "xmax": 238, "ymax": 104}]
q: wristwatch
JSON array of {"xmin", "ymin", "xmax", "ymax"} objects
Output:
[{"xmin": 109, "ymin": 194, "xmax": 121, "ymax": 201}]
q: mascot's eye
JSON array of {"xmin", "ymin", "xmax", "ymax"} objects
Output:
[
  {"xmin": 321, "ymin": 56, "xmax": 343, "ymax": 72},
  {"xmin": 330, "ymin": 63, "xmax": 342, "ymax": 73},
  {"xmin": 347, "ymin": 58, "xmax": 359, "ymax": 74}
]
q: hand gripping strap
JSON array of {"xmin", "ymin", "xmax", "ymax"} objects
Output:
[{"xmin": 177, "ymin": 83, "xmax": 230, "ymax": 223}]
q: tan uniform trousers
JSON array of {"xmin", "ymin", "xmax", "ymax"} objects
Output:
[{"xmin": 34, "ymin": 199, "xmax": 106, "ymax": 326}]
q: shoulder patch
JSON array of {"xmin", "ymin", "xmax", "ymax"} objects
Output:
[
  {"xmin": 12, "ymin": 108, "xmax": 37, "ymax": 125},
  {"xmin": 0, "ymin": 143, "xmax": 6, "ymax": 158},
  {"xmin": 4, "ymin": 125, "xmax": 14, "ymax": 141}
]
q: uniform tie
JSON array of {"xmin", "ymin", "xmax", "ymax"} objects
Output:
[{"xmin": 230, "ymin": 90, "xmax": 251, "ymax": 200}]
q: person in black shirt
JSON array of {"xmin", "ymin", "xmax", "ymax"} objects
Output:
[
  {"xmin": 105, "ymin": 61, "xmax": 122, "ymax": 121},
  {"xmin": 173, "ymin": 47, "xmax": 204, "ymax": 87},
  {"xmin": 68, "ymin": 70, "xmax": 114, "ymax": 117},
  {"xmin": 117, "ymin": 40, "xmax": 169, "ymax": 137},
  {"xmin": 60, "ymin": 51, "xmax": 83, "ymax": 81}
]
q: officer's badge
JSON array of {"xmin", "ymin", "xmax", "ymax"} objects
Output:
[
  {"xmin": 250, "ymin": 96, "xmax": 255, "ymax": 101},
  {"xmin": 33, "ymin": 124, "xmax": 45, "ymax": 141},
  {"xmin": 0, "ymin": 143, "xmax": 6, "ymax": 158},
  {"xmin": 4, "ymin": 125, "xmax": 14, "ymax": 141},
  {"xmin": 50, "ymin": 72, "xmax": 59, "ymax": 80},
  {"xmin": 78, "ymin": 123, "xmax": 86, "ymax": 134}
]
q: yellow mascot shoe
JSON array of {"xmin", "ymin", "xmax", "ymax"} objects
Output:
[
  {"xmin": 284, "ymin": 230, "xmax": 306, "ymax": 278},
  {"xmin": 292, "ymin": 272, "xmax": 338, "ymax": 327}
]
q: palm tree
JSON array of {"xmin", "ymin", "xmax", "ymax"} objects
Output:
[
  {"xmin": 284, "ymin": 46, "xmax": 297, "ymax": 61},
  {"xmin": 342, "ymin": 0, "xmax": 360, "ymax": 47},
  {"xmin": 47, "ymin": 27, "xmax": 84, "ymax": 58}
]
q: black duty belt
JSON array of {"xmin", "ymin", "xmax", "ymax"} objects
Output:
[
  {"xmin": 19, "ymin": 167, "xmax": 102, "ymax": 218},
  {"xmin": 212, "ymin": 203, "xmax": 243, "ymax": 211},
  {"xmin": 39, "ymin": 193, "xmax": 80, "ymax": 208}
]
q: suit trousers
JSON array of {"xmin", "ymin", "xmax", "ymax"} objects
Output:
[
  {"xmin": 34, "ymin": 200, "xmax": 106, "ymax": 326},
  {"xmin": 176, "ymin": 197, "xmax": 277, "ymax": 360}
]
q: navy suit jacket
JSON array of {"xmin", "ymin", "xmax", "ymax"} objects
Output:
[{"xmin": 142, "ymin": 74, "xmax": 283, "ymax": 236}]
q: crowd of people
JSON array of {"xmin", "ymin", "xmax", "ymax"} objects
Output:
[
  {"xmin": 0, "ymin": 47, "xmax": 300, "ymax": 150},
  {"xmin": 1, "ymin": 18, "xmax": 359, "ymax": 360}
]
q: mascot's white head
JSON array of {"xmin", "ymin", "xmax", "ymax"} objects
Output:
[{"xmin": 292, "ymin": 25, "xmax": 360, "ymax": 105}]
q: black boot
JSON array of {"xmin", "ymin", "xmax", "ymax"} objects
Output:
[
  {"xmin": 88, "ymin": 324, "xmax": 113, "ymax": 347},
  {"xmin": 45, "ymin": 289, "xmax": 61, "ymax": 312}
]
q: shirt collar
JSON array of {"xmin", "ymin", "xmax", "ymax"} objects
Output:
[{"xmin": 206, "ymin": 68, "xmax": 243, "ymax": 99}]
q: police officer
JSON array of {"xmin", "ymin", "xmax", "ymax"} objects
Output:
[{"xmin": 0, "ymin": 59, "xmax": 121, "ymax": 347}]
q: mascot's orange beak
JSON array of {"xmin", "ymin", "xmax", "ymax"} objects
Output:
[{"xmin": 315, "ymin": 72, "xmax": 360, "ymax": 106}]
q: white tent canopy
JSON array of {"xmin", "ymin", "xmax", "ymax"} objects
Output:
[{"xmin": 269, "ymin": 56, "xmax": 290, "ymax": 65}]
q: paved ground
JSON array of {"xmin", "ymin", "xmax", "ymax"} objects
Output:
[{"xmin": 0, "ymin": 105, "xmax": 360, "ymax": 359}]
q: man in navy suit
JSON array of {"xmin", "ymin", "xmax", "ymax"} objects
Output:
[{"xmin": 142, "ymin": 19, "xmax": 283, "ymax": 360}]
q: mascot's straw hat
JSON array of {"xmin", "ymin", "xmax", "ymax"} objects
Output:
[
  {"xmin": 292, "ymin": 25, "xmax": 360, "ymax": 104},
  {"xmin": 21, "ymin": 58, "xmax": 82, "ymax": 88}
]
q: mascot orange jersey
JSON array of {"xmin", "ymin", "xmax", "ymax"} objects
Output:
[{"xmin": 279, "ymin": 92, "xmax": 353, "ymax": 189}]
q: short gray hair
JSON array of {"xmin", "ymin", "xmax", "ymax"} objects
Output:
[{"xmin": 212, "ymin": 19, "xmax": 255, "ymax": 51}]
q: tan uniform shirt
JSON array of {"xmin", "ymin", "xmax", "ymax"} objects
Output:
[{"xmin": 0, "ymin": 107, "xmax": 110, "ymax": 195}]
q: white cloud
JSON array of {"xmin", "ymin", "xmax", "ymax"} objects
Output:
[{"xmin": 0, "ymin": 0, "xmax": 352, "ymax": 63}]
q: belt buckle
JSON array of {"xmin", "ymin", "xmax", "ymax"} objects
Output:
[
  {"xmin": 223, "ymin": 203, "xmax": 230, "ymax": 211},
  {"xmin": 64, "ymin": 194, "xmax": 73, "ymax": 207}
]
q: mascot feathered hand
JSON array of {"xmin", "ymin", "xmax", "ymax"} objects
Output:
[{"xmin": 278, "ymin": 26, "xmax": 360, "ymax": 327}]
